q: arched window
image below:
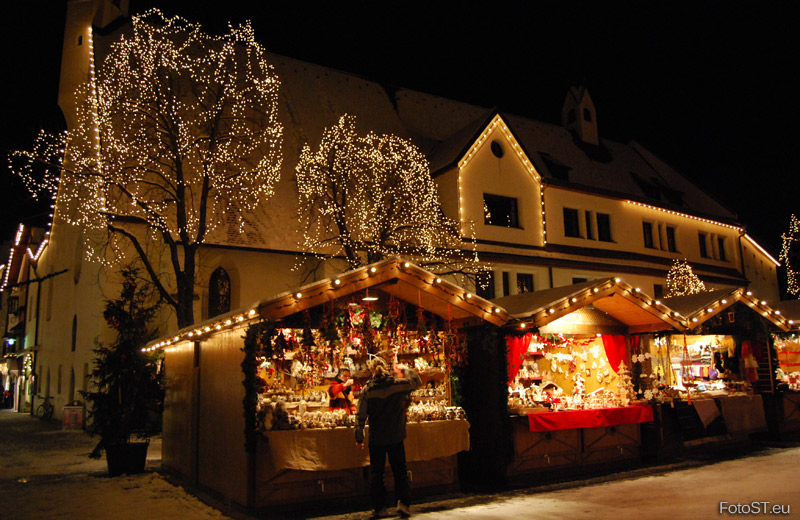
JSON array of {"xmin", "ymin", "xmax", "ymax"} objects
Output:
[
  {"xmin": 71, "ymin": 315, "xmax": 77, "ymax": 352},
  {"xmin": 208, "ymin": 267, "xmax": 231, "ymax": 318}
]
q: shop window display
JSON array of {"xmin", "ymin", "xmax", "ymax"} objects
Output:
[
  {"xmin": 775, "ymin": 334, "xmax": 800, "ymax": 390},
  {"xmin": 247, "ymin": 294, "xmax": 468, "ymax": 433},
  {"xmin": 506, "ymin": 333, "xmax": 663, "ymax": 413}
]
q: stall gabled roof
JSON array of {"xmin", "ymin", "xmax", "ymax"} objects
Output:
[
  {"xmin": 256, "ymin": 258, "xmax": 509, "ymax": 326},
  {"xmin": 144, "ymin": 258, "xmax": 509, "ymax": 351},
  {"xmin": 491, "ymin": 277, "xmax": 685, "ymax": 334},
  {"xmin": 773, "ymin": 300, "xmax": 800, "ymax": 330},
  {"xmin": 662, "ymin": 287, "xmax": 792, "ymax": 331}
]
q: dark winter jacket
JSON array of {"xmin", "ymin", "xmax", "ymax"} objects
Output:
[{"xmin": 355, "ymin": 367, "xmax": 421, "ymax": 446}]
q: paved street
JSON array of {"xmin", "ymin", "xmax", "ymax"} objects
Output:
[{"xmin": 2, "ymin": 409, "xmax": 799, "ymax": 519}]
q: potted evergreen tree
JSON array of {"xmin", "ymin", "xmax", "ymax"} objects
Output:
[{"xmin": 81, "ymin": 266, "xmax": 164, "ymax": 476}]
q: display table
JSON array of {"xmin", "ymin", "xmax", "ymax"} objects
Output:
[
  {"xmin": 527, "ymin": 406, "xmax": 654, "ymax": 432},
  {"xmin": 716, "ymin": 394, "xmax": 766, "ymax": 434},
  {"xmin": 264, "ymin": 419, "xmax": 470, "ymax": 471},
  {"xmin": 256, "ymin": 420, "xmax": 469, "ymax": 508}
]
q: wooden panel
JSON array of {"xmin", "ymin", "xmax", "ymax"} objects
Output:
[
  {"xmin": 581, "ymin": 423, "xmax": 641, "ymax": 466},
  {"xmin": 783, "ymin": 392, "xmax": 800, "ymax": 430},
  {"xmin": 162, "ymin": 342, "xmax": 196, "ymax": 478},
  {"xmin": 197, "ymin": 328, "xmax": 249, "ymax": 506},
  {"xmin": 507, "ymin": 419, "xmax": 580, "ymax": 475}
]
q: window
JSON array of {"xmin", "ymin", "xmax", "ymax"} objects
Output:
[
  {"xmin": 666, "ymin": 226, "xmax": 677, "ymax": 252},
  {"xmin": 483, "ymin": 194, "xmax": 519, "ymax": 228},
  {"xmin": 597, "ymin": 213, "xmax": 612, "ymax": 242},
  {"xmin": 642, "ymin": 222, "xmax": 655, "ymax": 249},
  {"xmin": 71, "ymin": 316, "xmax": 77, "ymax": 352},
  {"xmin": 585, "ymin": 211, "xmax": 594, "ymax": 240},
  {"xmin": 699, "ymin": 232, "xmax": 708, "ymax": 258},
  {"xmin": 517, "ymin": 273, "xmax": 533, "ymax": 293},
  {"xmin": 502, "ymin": 271, "xmax": 510, "ymax": 297},
  {"xmin": 476, "ymin": 271, "xmax": 495, "ymax": 300},
  {"xmin": 718, "ymin": 236, "xmax": 727, "ymax": 261},
  {"xmin": 208, "ymin": 267, "xmax": 231, "ymax": 318},
  {"xmin": 653, "ymin": 284, "xmax": 664, "ymax": 299},
  {"xmin": 563, "ymin": 208, "xmax": 581, "ymax": 237},
  {"xmin": 572, "ymin": 277, "xmax": 588, "ymax": 284},
  {"xmin": 583, "ymin": 108, "xmax": 592, "ymax": 122}
]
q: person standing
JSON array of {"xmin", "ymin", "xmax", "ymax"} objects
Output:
[
  {"xmin": 355, "ymin": 359, "xmax": 421, "ymax": 518},
  {"xmin": 328, "ymin": 367, "xmax": 357, "ymax": 413}
]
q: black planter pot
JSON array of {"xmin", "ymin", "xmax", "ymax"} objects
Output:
[{"xmin": 106, "ymin": 440, "xmax": 149, "ymax": 476}]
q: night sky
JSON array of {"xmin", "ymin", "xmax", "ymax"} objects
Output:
[{"xmin": 2, "ymin": 2, "xmax": 798, "ymax": 269}]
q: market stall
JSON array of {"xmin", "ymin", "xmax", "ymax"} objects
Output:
[
  {"xmin": 151, "ymin": 258, "xmax": 509, "ymax": 511},
  {"xmin": 492, "ymin": 278, "xmax": 684, "ymax": 483},
  {"xmin": 771, "ymin": 300, "xmax": 800, "ymax": 437},
  {"xmin": 658, "ymin": 288, "xmax": 790, "ymax": 448}
]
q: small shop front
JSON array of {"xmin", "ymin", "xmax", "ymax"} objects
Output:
[
  {"xmin": 152, "ymin": 259, "xmax": 509, "ymax": 511},
  {"xmin": 493, "ymin": 278, "xmax": 685, "ymax": 483},
  {"xmin": 772, "ymin": 299, "xmax": 800, "ymax": 437},
  {"xmin": 656, "ymin": 288, "xmax": 789, "ymax": 450}
]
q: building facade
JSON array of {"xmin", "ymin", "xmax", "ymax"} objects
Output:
[{"xmin": 15, "ymin": 0, "xmax": 780, "ymax": 420}]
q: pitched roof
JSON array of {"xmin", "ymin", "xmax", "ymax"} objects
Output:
[
  {"xmin": 262, "ymin": 50, "xmax": 739, "ymax": 224},
  {"xmin": 492, "ymin": 277, "xmax": 685, "ymax": 333},
  {"xmin": 663, "ymin": 288, "xmax": 791, "ymax": 331}
]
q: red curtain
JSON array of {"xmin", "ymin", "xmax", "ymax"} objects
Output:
[
  {"xmin": 602, "ymin": 334, "xmax": 627, "ymax": 374},
  {"xmin": 506, "ymin": 333, "xmax": 532, "ymax": 382}
]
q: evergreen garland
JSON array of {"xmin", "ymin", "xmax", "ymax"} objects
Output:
[{"xmin": 242, "ymin": 320, "xmax": 275, "ymax": 453}]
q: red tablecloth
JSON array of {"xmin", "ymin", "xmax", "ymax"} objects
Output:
[{"xmin": 527, "ymin": 405, "xmax": 654, "ymax": 432}]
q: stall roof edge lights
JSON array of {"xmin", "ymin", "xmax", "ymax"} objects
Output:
[
  {"xmin": 493, "ymin": 277, "xmax": 687, "ymax": 333},
  {"xmin": 663, "ymin": 287, "xmax": 792, "ymax": 332},
  {"xmin": 144, "ymin": 258, "xmax": 510, "ymax": 352}
]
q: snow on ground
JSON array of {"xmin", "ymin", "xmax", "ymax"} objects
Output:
[{"xmin": 2, "ymin": 409, "xmax": 799, "ymax": 520}]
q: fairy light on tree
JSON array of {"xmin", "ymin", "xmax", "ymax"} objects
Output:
[
  {"xmin": 666, "ymin": 259, "xmax": 707, "ymax": 297},
  {"xmin": 780, "ymin": 214, "xmax": 800, "ymax": 297},
  {"xmin": 295, "ymin": 113, "xmax": 484, "ymax": 279},
  {"xmin": 8, "ymin": 10, "xmax": 283, "ymax": 328}
]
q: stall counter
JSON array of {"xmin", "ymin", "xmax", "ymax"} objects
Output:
[{"xmin": 526, "ymin": 406, "xmax": 654, "ymax": 432}]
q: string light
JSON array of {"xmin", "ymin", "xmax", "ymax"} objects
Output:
[
  {"xmin": 666, "ymin": 259, "xmax": 706, "ymax": 297},
  {"xmin": 780, "ymin": 214, "xmax": 800, "ymax": 296},
  {"xmin": 296, "ymin": 113, "xmax": 483, "ymax": 277},
  {"xmin": 456, "ymin": 114, "xmax": 547, "ymax": 245},
  {"xmin": 9, "ymin": 9, "xmax": 283, "ymax": 326},
  {"xmin": 625, "ymin": 200, "xmax": 742, "ymax": 231}
]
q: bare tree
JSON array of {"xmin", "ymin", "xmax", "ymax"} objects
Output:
[
  {"xmin": 9, "ymin": 10, "xmax": 283, "ymax": 327},
  {"xmin": 295, "ymin": 114, "xmax": 482, "ymax": 278}
]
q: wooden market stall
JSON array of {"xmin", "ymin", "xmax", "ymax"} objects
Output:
[
  {"xmin": 151, "ymin": 258, "xmax": 509, "ymax": 512},
  {"xmin": 659, "ymin": 288, "xmax": 791, "ymax": 449},
  {"xmin": 491, "ymin": 278, "xmax": 685, "ymax": 484},
  {"xmin": 764, "ymin": 299, "xmax": 800, "ymax": 438}
]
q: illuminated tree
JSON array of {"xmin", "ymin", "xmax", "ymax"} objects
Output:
[
  {"xmin": 9, "ymin": 10, "xmax": 283, "ymax": 327},
  {"xmin": 780, "ymin": 214, "xmax": 800, "ymax": 297},
  {"xmin": 295, "ymin": 114, "xmax": 482, "ymax": 277},
  {"xmin": 666, "ymin": 259, "xmax": 707, "ymax": 297}
]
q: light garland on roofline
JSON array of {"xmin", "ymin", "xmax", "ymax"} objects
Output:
[
  {"xmin": 457, "ymin": 114, "xmax": 547, "ymax": 245},
  {"xmin": 625, "ymin": 200, "xmax": 742, "ymax": 231},
  {"xmin": 143, "ymin": 259, "xmax": 509, "ymax": 352}
]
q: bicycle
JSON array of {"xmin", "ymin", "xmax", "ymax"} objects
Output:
[{"xmin": 36, "ymin": 395, "xmax": 55, "ymax": 421}]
